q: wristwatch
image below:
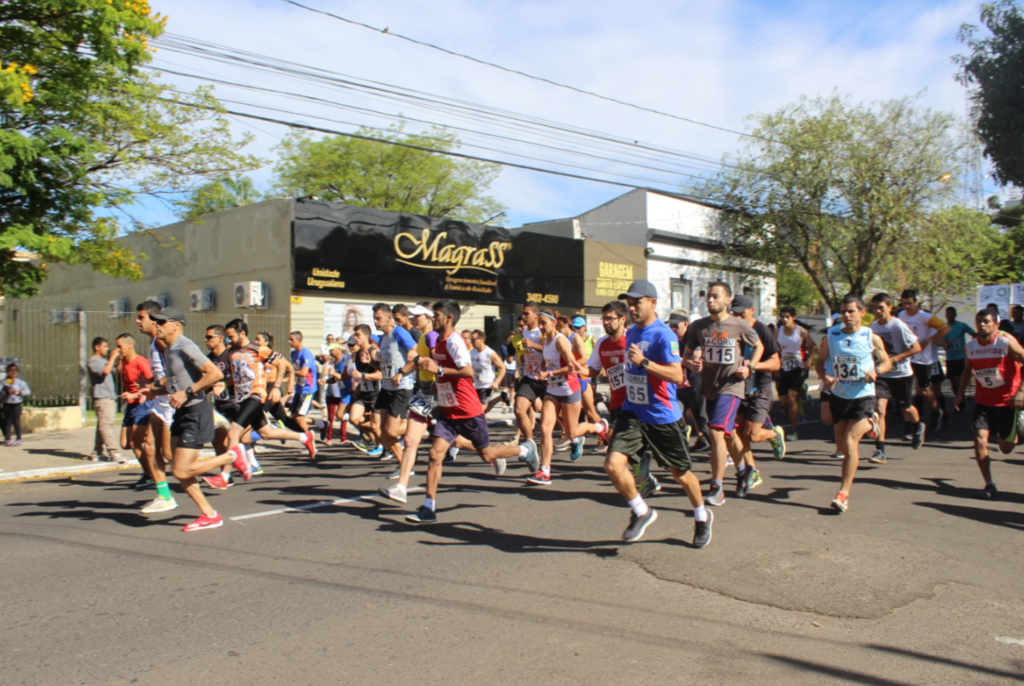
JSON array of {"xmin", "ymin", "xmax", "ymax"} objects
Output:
[
  {"xmin": 640, "ymin": 359, "xmax": 650, "ymax": 370},
  {"xmin": 185, "ymin": 386, "xmax": 198, "ymax": 400}
]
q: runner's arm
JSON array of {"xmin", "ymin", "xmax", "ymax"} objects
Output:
[
  {"xmin": 955, "ymin": 356, "xmax": 974, "ymax": 408},
  {"xmin": 553, "ymin": 335, "xmax": 580, "ymax": 375},
  {"xmin": 417, "ymin": 356, "xmax": 473, "ymax": 379},
  {"xmin": 814, "ymin": 338, "xmax": 834, "ymax": 388},
  {"xmin": 627, "ymin": 343, "xmax": 683, "ymax": 385},
  {"xmin": 867, "ymin": 334, "xmax": 892, "ymax": 381},
  {"xmin": 755, "ymin": 351, "xmax": 780, "ymax": 373},
  {"xmin": 891, "ymin": 340, "xmax": 922, "ymax": 365},
  {"xmin": 490, "ymin": 351, "xmax": 506, "ymax": 387},
  {"xmin": 800, "ymin": 327, "xmax": 818, "ymax": 367}
]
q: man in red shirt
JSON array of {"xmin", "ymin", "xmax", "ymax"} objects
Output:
[
  {"xmin": 406, "ymin": 299, "xmax": 539, "ymax": 524},
  {"xmin": 115, "ymin": 333, "xmax": 156, "ymax": 481}
]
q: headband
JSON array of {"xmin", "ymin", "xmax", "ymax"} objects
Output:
[{"xmin": 539, "ymin": 310, "xmax": 557, "ymax": 321}]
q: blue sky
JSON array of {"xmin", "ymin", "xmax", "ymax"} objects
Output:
[{"xmin": 138, "ymin": 0, "xmax": 996, "ymax": 228}]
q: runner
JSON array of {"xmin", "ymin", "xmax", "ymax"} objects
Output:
[
  {"xmin": 113, "ymin": 334, "xmax": 160, "ymax": 505},
  {"xmin": 727, "ymin": 295, "xmax": 784, "ymax": 498},
  {"xmin": 869, "ymin": 293, "xmax": 925, "ymax": 463},
  {"xmin": 255, "ymin": 332, "xmax": 298, "ymax": 435},
  {"xmin": 523, "ymin": 309, "xmax": 608, "ymax": 484},
  {"xmin": 405, "ymin": 299, "xmax": 539, "ymax": 524},
  {"xmin": 943, "ymin": 307, "xmax": 976, "ymax": 396},
  {"xmin": 287, "ymin": 331, "xmax": 317, "ymax": 434},
  {"xmin": 322, "ymin": 346, "xmax": 351, "ymax": 446},
  {"xmin": 603, "ymin": 280, "xmax": 712, "ymax": 547},
  {"xmin": 372, "ymin": 303, "xmax": 416, "ymax": 462},
  {"xmin": 470, "ymin": 330, "xmax": 506, "ymax": 413},
  {"xmin": 203, "ymin": 325, "xmax": 237, "ymax": 455},
  {"xmin": 776, "ymin": 306, "xmax": 818, "ymax": 441},
  {"xmin": 683, "ymin": 282, "xmax": 763, "ymax": 508},
  {"xmin": 668, "ymin": 311, "xmax": 710, "ymax": 453},
  {"xmin": 571, "ymin": 315, "xmax": 603, "ymax": 429},
  {"xmin": 956, "ymin": 309, "xmax": 1024, "ymax": 500},
  {"xmin": 347, "ymin": 325, "xmax": 384, "ymax": 457},
  {"xmin": 898, "ymin": 289, "xmax": 951, "ymax": 433},
  {"xmin": 815, "ymin": 294, "xmax": 892, "ymax": 513}
]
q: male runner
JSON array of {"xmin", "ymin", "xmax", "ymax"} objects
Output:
[
  {"xmin": 683, "ymin": 282, "xmax": 762, "ymax": 508},
  {"xmin": 406, "ymin": 300, "xmax": 539, "ymax": 524},
  {"xmin": 669, "ymin": 311, "xmax": 710, "ymax": 452},
  {"xmin": 956, "ymin": 309, "xmax": 1024, "ymax": 500},
  {"xmin": 288, "ymin": 331, "xmax": 317, "ymax": 434},
  {"xmin": 204, "ymin": 325, "xmax": 237, "ymax": 455},
  {"xmin": 348, "ymin": 325, "xmax": 384, "ymax": 457},
  {"xmin": 603, "ymin": 280, "xmax": 712, "ymax": 547},
  {"xmin": 114, "ymin": 334, "xmax": 162, "ymax": 508},
  {"xmin": 816, "ymin": 294, "xmax": 891, "ymax": 513},
  {"xmin": 135, "ymin": 301, "xmax": 174, "ymax": 494},
  {"xmin": 898, "ymin": 289, "xmax": 951, "ymax": 432},
  {"xmin": 470, "ymin": 330, "xmax": 506, "ymax": 413},
  {"xmin": 372, "ymin": 303, "xmax": 417, "ymax": 462},
  {"xmin": 513, "ymin": 303, "xmax": 546, "ymax": 444},
  {"xmin": 943, "ymin": 307, "xmax": 975, "ymax": 396},
  {"xmin": 775, "ymin": 306, "xmax": 818, "ymax": 441},
  {"xmin": 870, "ymin": 293, "xmax": 925, "ymax": 462}
]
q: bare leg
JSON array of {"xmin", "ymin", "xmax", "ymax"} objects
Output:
[
  {"xmin": 539, "ymin": 397, "xmax": 559, "ymax": 468},
  {"xmin": 397, "ymin": 417, "xmax": 428, "ymax": 490}
]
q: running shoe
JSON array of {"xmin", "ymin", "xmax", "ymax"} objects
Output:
[
  {"xmin": 638, "ymin": 472, "xmax": 661, "ymax": 498},
  {"xmin": 693, "ymin": 509, "xmax": 713, "ymax": 548},
  {"xmin": 691, "ymin": 437, "xmax": 709, "ymax": 452},
  {"xmin": 684, "ymin": 423, "xmax": 692, "ymax": 444},
  {"xmin": 622, "ymin": 508, "xmax": 658, "ymax": 542},
  {"xmin": 831, "ymin": 491, "xmax": 849, "ymax": 513},
  {"xmin": 868, "ymin": 449, "xmax": 887, "ymax": 464},
  {"xmin": 11, "ymin": 440, "xmax": 22, "ymax": 446},
  {"xmin": 595, "ymin": 444, "xmax": 609, "ymax": 454},
  {"xmin": 866, "ymin": 412, "xmax": 880, "ymax": 440},
  {"xmin": 351, "ymin": 439, "xmax": 371, "ymax": 454},
  {"xmin": 980, "ymin": 483, "xmax": 998, "ymax": 500},
  {"xmin": 252, "ymin": 467, "xmax": 265, "ymax": 476},
  {"xmin": 770, "ymin": 426, "xmax": 787, "ymax": 459},
  {"xmin": 596, "ymin": 419, "xmax": 610, "ymax": 443},
  {"xmin": 746, "ymin": 469, "xmax": 763, "ymax": 492},
  {"xmin": 526, "ymin": 470, "xmax": 551, "ymax": 485},
  {"xmin": 303, "ymin": 431, "xmax": 317, "ymax": 460},
  {"xmin": 141, "ymin": 496, "xmax": 178, "ymax": 514},
  {"xmin": 725, "ymin": 455, "xmax": 735, "ymax": 467},
  {"xmin": 785, "ymin": 431, "xmax": 798, "ymax": 441},
  {"xmin": 570, "ymin": 438, "xmax": 584, "ymax": 462},
  {"xmin": 202, "ymin": 473, "xmax": 232, "ymax": 490},
  {"xmin": 555, "ymin": 438, "xmax": 571, "ymax": 452},
  {"xmin": 367, "ymin": 445, "xmax": 384, "ymax": 458},
  {"xmin": 902, "ymin": 431, "xmax": 913, "ymax": 442},
  {"xmin": 378, "ymin": 483, "xmax": 407, "ymax": 503},
  {"xmin": 379, "ymin": 450, "xmax": 395, "ymax": 462},
  {"xmin": 406, "ymin": 505, "xmax": 436, "ymax": 524},
  {"xmin": 3, "ymin": 440, "xmax": 12, "ymax": 447},
  {"xmin": 832, "ymin": 452, "xmax": 845, "ymax": 459},
  {"xmin": 912, "ymin": 422, "xmax": 925, "ymax": 450},
  {"xmin": 443, "ymin": 446, "xmax": 457, "ymax": 464},
  {"xmin": 503, "ymin": 438, "xmax": 519, "ymax": 446},
  {"xmin": 928, "ymin": 408, "xmax": 944, "ymax": 433},
  {"xmin": 134, "ymin": 476, "xmax": 155, "ymax": 490},
  {"xmin": 940, "ymin": 407, "xmax": 950, "ymax": 428},
  {"xmin": 493, "ymin": 457, "xmax": 507, "ymax": 476},
  {"xmin": 735, "ymin": 468, "xmax": 750, "ymax": 498},
  {"xmin": 230, "ymin": 445, "xmax": 252, "ymax": 482},
  {"xmin": 182, "ymin": 512, "xmax": 223, "ymax": 532},
  {"xmin": 520, "ymin": 438, "xmax": 540, "ymax": 472},
  {"xmin": 706, "ymin": 484, "xmax": 726, "ymax": 507}
]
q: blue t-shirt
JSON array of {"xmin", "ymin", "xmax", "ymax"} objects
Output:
[
  {"xmin": 622, "ymin": 319, "xmax": 682, "ymax": 425},
  {"xmin": 291, "ymin": 347, "xmax": 317, "ymax": 393},
  {"xmin": 944, "ymin": 321, "xmax": 975, "ymax": 362}
]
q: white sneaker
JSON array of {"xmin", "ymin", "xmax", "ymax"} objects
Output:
[
  {"xmin": 141, "ymin": 497, "xmax": 178, "ymax": 514},
  {"xmin": 378, "ymin": 483, "xmax": 407, "ymax": 504},
  {"xmin": 493, "ymin": 457, "xmax": 507, "ymax": 476}
]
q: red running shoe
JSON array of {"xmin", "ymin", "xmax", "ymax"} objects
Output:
[
  {"xmin": 182, "ymin": 512, "xmax": 223, "ymax": 532},
  {"xmin": 230, "ymin": 444, "xmax": 252, "ymax": 482},
  {"xmin": 526, "ymin": 470, "xmax": 551, "ymax": 485},
  {"xmin": 303, "ymin": 430, "xmax": 317, "ymax": 460},
  {"xmin": 202, "ymin": 473, "xmax": 232, "ymax": 490}
]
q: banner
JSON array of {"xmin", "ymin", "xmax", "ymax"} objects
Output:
[
  {"xmin": 293, "ymin": 201, "xmax": 585, "ymax": 307},
  {"xmin": 977, "ymin": 284, "xmax": 1012, "ymax": 320}
]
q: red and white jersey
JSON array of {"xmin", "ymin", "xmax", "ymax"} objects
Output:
[
  {"xmin": 967, "ymin": 334, "xmax": 1021, "ymax": 407},
  {"xmin": 433, "ymin": 333, "xmax": 483, "ymax": 420},
  {"xmin": 587, "ymin": 334, "xmax": 628, "ymax": 408},
  {"xmin": 543, "ymin": 334, "xmax": 581, "ymax": 397}
]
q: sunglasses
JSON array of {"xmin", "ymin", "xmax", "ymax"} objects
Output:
[{"xmin": 204, "ymin": 334, "xmax": 221, "ymax": 340}]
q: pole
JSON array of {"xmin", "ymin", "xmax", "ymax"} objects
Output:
[{"xmin": 78, "ymin": 311, "xmax": 88, "ymax": 425}]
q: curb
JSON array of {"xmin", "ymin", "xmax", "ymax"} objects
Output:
[{"xmin": 0, "ymin": 459, "xmax": 140, "ymax": 483}]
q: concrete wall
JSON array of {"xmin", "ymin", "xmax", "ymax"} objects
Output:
[{"xmin": 573, "ymin": 189, "xmax": 648, "ymax": 247}]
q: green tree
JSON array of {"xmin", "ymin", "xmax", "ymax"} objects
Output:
[
  {"xmin": 271, "ymin": 123, "xmax": 505, "ymax": 223},
  {"xmin": 693, "ymin": 94, "xmax": 963, "ymax": 311},
  {"xmin": 775, "ymin": 262, "xmax": 820, "ymax": 313},
  {"xmin": 0, "ymin": 1, "xmax": 261, "ymax": 298},
  {"xmin": 989, "ymin": 195, "xmax": 1024, "ymax": 279},
  {"xmin": 955, "ymin": 1, "xmax": 1024, "ymax": 188},
  {"xmin": 175, "ymin": 173, "xmax": 260, "ymax": 221}
]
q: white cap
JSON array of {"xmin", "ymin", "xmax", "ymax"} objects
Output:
[{"xmin": 409, "ymin": 304, "xmax": 433, "ymax": 316}]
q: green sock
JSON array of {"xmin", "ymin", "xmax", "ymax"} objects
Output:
[{"xmin": 155, "ymin": 480, "xmax": 172, "ymax": 500}]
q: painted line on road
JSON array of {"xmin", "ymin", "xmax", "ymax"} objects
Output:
[
  {"xmin": 230, "ymin": 487, "xmax": 425, "ymax": 522},
  {"xmin": 995, "ymin": 636, "xmax": 1024, "ymax": 646}
]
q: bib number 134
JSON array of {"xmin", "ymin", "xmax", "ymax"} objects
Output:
[{"xmin": 625, "ymin": 373, "xmax": 649, "ymax": 404}]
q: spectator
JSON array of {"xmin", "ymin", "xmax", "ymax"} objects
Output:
[
  {"xmin": 320, "ymin": 334, "xmax": 336, "ymax": 357},
  {"xmin": 2, "ymin": 363, "xmax": 30, "ymax": 446},
  {"xmin": 88, "ymin": 337, "xmax": 125, "ymax": 462}
]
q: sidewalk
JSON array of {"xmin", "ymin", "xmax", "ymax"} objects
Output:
[{"xmin": 0, "ymin": 426, "xmax": 140, "ymax": 483}]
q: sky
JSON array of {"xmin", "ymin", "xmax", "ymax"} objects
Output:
[{"xmin": 140, "ymin": 0, "xmax": 998, "ymax": 228}]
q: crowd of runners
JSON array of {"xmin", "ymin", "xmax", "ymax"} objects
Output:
[{"xmin": 89, "ymin": 280, "xmax": 1024, "ymax": 545}]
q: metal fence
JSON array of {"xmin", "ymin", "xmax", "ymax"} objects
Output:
[{"xmin": 3, "ymin": 308, "xmax": 289, "ymax": 414}]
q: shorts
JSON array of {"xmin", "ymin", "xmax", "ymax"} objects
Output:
[
  {"xmin": 738, "ymin": 386, "xmax": 773, "ymax": 427},
  {"xmin": 432, "ymin": 413, "xmax": 490, "ymax": 450},
  {"xmin": 912, "ymin": 362, "xmax": 945, "ymax": 387},
  {"xmin": 121, "ymin": 402, "xmax": 152, "ymax": 427},
  {"xmin": 876, "ymin": 376, "xmax": 914, "ymax": 410},
  {"xmin": 707, "ymin": 395, "xmax": 743, "ymax": 435},
  {"xmin": 972, "ymin": 403, "xmax": 1021, "ymax": 443},
  {"xmin": 677, "ymin": 386, "xmax": 698, "ymax": 413},
  {"xmin": 214, "ymin": 402, "xmax": 238, "ymax": 424},
  {"xmin": 778, "ymin": 368, "xmax": 808, "ymax": 395},
  {"xmin": 946, "ymin": 358, "xmax": 965, "ymax": 383},
  {"xmin": 352, "ymin": 389, "xmax": 379, "ymax": 410},
  {"xmin": 149, "ymin": 397, "xmax": 175, "ymax": 425},
  {"xmin": 374, "ymin": 388, "xmax": 412, "ymax": 418},
  {"xmin": 580, "ymin": 377, "xmax": 590, "ymax": 392},
  {"xmin": 546, "ymin": 390, "xmax": 581, "ymax": 405},
  {"xmin": 502, "ymin": 373, "xmax": 515, "ymax": 389},
  {"xmin": 409, "ymin": 389, "xmax": 443, "ymax": 424},
  {"xmin": 170, "ymin": 400, "xmax": 215, "ymax": 450},
  {"xmin": 289, "ymin": 390, "xmax": 315, "ymax": 416},
  {"xmin": 476, "ymin": 387, "xmax": 493, "ymax": 405},
  {"xmin": 827, "ymin": 395, "xmax": 876, "ymax": 423},
  {"xmin": 234, "ymin": 396, "xmax": 268, "ymax": 431},
  {"xmin": 515, "ymin": 375, "xmax": 547, "ymax": 402},
  {"xmin": 609, "ymin": 411, "xmax": 692, "ymax": 473}
]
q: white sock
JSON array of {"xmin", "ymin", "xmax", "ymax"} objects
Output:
[
  {"xmin": 693, "ymin": 504, "xmax": 708, "ymax": 522},
  {"xmin": 300, "ymin": 432, "xmax": 310, "ymax": 444},
  {"xmin": 627, "ymin": 495, "xmax": 649, "ymax": 517},
  {"xmin": 541, "ymin": 465, "xmax": 551, "ymax": 476},
  {"xmin": 424, "ymin": 497, "xmax": 436, "ymax": 512},
  {"xmin": 518, "ymin": 444, "xmax": 530, "ymax": 458},
  {"xmin": 450, "ymin": 447, "xmax": 459, "ymax": 456}
]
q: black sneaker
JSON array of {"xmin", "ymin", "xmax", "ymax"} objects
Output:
[
  {"xmin": 980, "ymin": 483, "xmax": 998, "ymax": 500},
  {"xmin": 691, "ymin": 437, "xmax": 709, "ymax": 453},
  {"xmin": 735, "ymin": 468, "xmax": 749, "ymax": 498},
  {"xmin": 693, "ymin": 509, "xmax": 713, "ymax": 548},
  {"xmin": 134, "ymin": 476, "xmax": 155, "ymax": 490},
  {"xmin": 929, "ymin": 408, "xmax": 944, "ymax": 433},
  {"xmin": 622, "ymin": 508, "xmax": 658, "ymax": 542},
  {"xmin": 912, "ymin": 422, "xmax": 925, "ymax": 450},
  {"xmin": 406, "ymin": 505, "xmax": 437, "ymax": 524}
]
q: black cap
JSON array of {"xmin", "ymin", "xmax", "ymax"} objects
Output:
[
  {"xmin": 730, "ymin": 295, "xmax": 755, "ymax": 314},
  {"xmin": 346, "ymin": 336, "xmax": 359, "ymax": 346},
  {"xmin": 666, "ymin": 311, "xmax": 689, "ymax": 325},
  {"xmin": 618, "ymin": 280, "xmax": 658, "ymax": 300},
  {"xmin": 151, "ymin": 306, "xmax": 186, "ymax": 324}
]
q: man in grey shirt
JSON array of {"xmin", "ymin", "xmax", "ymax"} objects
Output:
[{"xmin": 88, "ymin": 337, "xmax": 124, "ymax": 462}]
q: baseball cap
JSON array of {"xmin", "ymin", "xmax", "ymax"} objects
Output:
[
  {"xmin": 408, "ymin": 304, "xmax": 433, "ymax": 316},
  {"xmin": 730, "ymin": 295, "xmax": 754, "ymax": 314},
  {"xmin": 666, "ymin": 311, "xmax": 689, "ymax": 325},
  {"xmin": 346, "ymin": 336, "xmax": 359, "ymax": 346},
  {"xmin": 151, "ymin": 306, "xmax": 186, "ymax": 324},
  {"xmin": 618, "ymin": 280, "xmax": 658, "ymax": 300},
  {"xmin": 572, "ymin": 316, "xmax": 587, "ymax": 328}
]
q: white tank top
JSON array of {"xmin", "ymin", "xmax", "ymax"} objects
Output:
[
  {"xmin": 471, "ymin": 346, "xmax": 497, "ymax": 389},
  {"xmin": 777, "ymin": 326, "xmax": 804, "ymax": 371},
  {"xmin": 543, "ymin": 334, "xmax": 572, "ymax": 396}
]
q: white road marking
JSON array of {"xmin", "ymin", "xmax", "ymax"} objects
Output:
[
  {"xmin": 995, "ymin": 636, "xmax": 1024, "ymax": 646},
  {"xmin": 229, "ymin": 487, "xmax": 425, "ymax": 522}
]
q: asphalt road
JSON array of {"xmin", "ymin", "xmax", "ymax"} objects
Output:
[{"xmin": 3, "ymin": 404, "xmax": 1024, "ymax": 685}]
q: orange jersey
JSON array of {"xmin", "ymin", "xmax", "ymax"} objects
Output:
[{"xmin": 230, "ymin": 343, "xmax": 271, "ymax": 402}]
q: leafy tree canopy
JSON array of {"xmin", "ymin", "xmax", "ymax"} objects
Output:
[{"xmin": 175, "ymin": 173, "xmax": 260, "ymax": 221}]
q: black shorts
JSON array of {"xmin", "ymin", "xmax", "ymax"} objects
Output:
[
  {"xmin": 677, "ymin": 386, "xmax": 699, "ymax": 413},
  {"xmin": 738, "ymin": 386, "xmax": 773, "ymax": 426},
  {"xmin": 912, "ymin": 362, "xmax": 944, "ymax": 387},
  {"xmin": 972, "ymin": 403, "xmax": 1021, "ymax": 443},
  {"xmin": 515, "ymin": 375, "xmax": 547, "ymax": 402},
  {"xmin": 609, "ymin": 411, "xmax": 692, "ymax": 474},
  {"xmin": 351, "ymin": 388, "xmax": 379, "ymax": 410},
  {"xmin": 876, "ymin": 376, "xmax": 914, "ymax": 410},
  {"xmin": 778, "ymin": 368, "xmax": 808, "ymax": 395},
  {"xmin": 946, "ymin": 359, "xmax": 965, "ymax": 383},
  {"xmin": 827, "ymin": 395, "xmax": 876, "ymax": 423},
  {"xmin": 234, "ymin": 396, "xmax": 268, "ymax": 431},
  {"xmin": 170, "ymin": 400, "xmax": 215, "ymax": 450},
  {"xmin": 476, "ymin": 387, "xmax": 493, "ymax": 405},
  {"xmin": 214, "ymin": 401, "xmax": 239, "ymax": 425},
  {"xmin": 374, "ymin": 388, "xmax": 412, "ymax": 418}
]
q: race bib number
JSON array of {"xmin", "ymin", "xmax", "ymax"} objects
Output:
[
  {"xmin": 782, "ymin": 355, "xmax": 802, "ymax": 371},
  {"xmin": 625, "ymin": 372, "xmax": 649, "ymax": 404},
  {"xmin": 607, "ymin": 362, "xmax": 626, "ymax": 390},
  {"xmin": 948, "ymin": 339, "xmax": 962, "ymax": 353},
  {"xmin": 703, "ymin": 340, "xmax": 736, "ymax": 365},
  {"xmin": 435, "ymin": 381, "xmax": 458, "ymax": 407},
  {"xmin": 834, "ymin": 356, "xmax": 861, "ymax": 384},
  {"xmin": 929, "ymin": 362, "xmax": 941, "ymax": 376},
  {"xmin": 974, "ymin": 366, "xmax": 1005, "ymax": 389},
  {"xmin": 524, "ymin": 353, "xmax": 542, "ymax": 378},
  {"xmin": 382, "ymin": 364, "xmax": 395, "ymax": 378},
  {"xmin": 546, "ymin": 359, "xmax": 567, "ymax": 390}
]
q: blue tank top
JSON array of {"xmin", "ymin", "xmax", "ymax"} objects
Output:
[{"xmin": 826, "ymin": 325, "xmax": 876, "ymax": 400}]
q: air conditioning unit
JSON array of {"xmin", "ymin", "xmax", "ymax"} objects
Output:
[
  {"xmin": 234, "ymin": 281, "xmax": 265, "ymax": 308},
  {"xmin": 49, "ymin": 308, "xmax": 63, "ymax": 325},
  {"xmin": 189, "ymin": 287, "xmax": 215, "ymax": 312},
  {"xmin": 64, "ymin": 306, "xmax": 81, "ymax": 324},
  {"xmin": 108, "ymin": 297, "xmax": 130, "ymax": 319},
  {"xmin": 145, "ymin": 293, "xmax": 170, "ymax": 308}
]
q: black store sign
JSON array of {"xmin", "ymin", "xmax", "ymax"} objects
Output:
[{"xmin": 293, "ymin": 201, "xmax": 584, "ymax": 307}]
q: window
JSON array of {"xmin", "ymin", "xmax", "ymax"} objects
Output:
[
  {"xmin": 670, "ymin": 278, "xmax": 692, "ymax": 313},
  {"xmin": 743, "ymin": 286, "xmax": 760, "ymax": 317}
]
